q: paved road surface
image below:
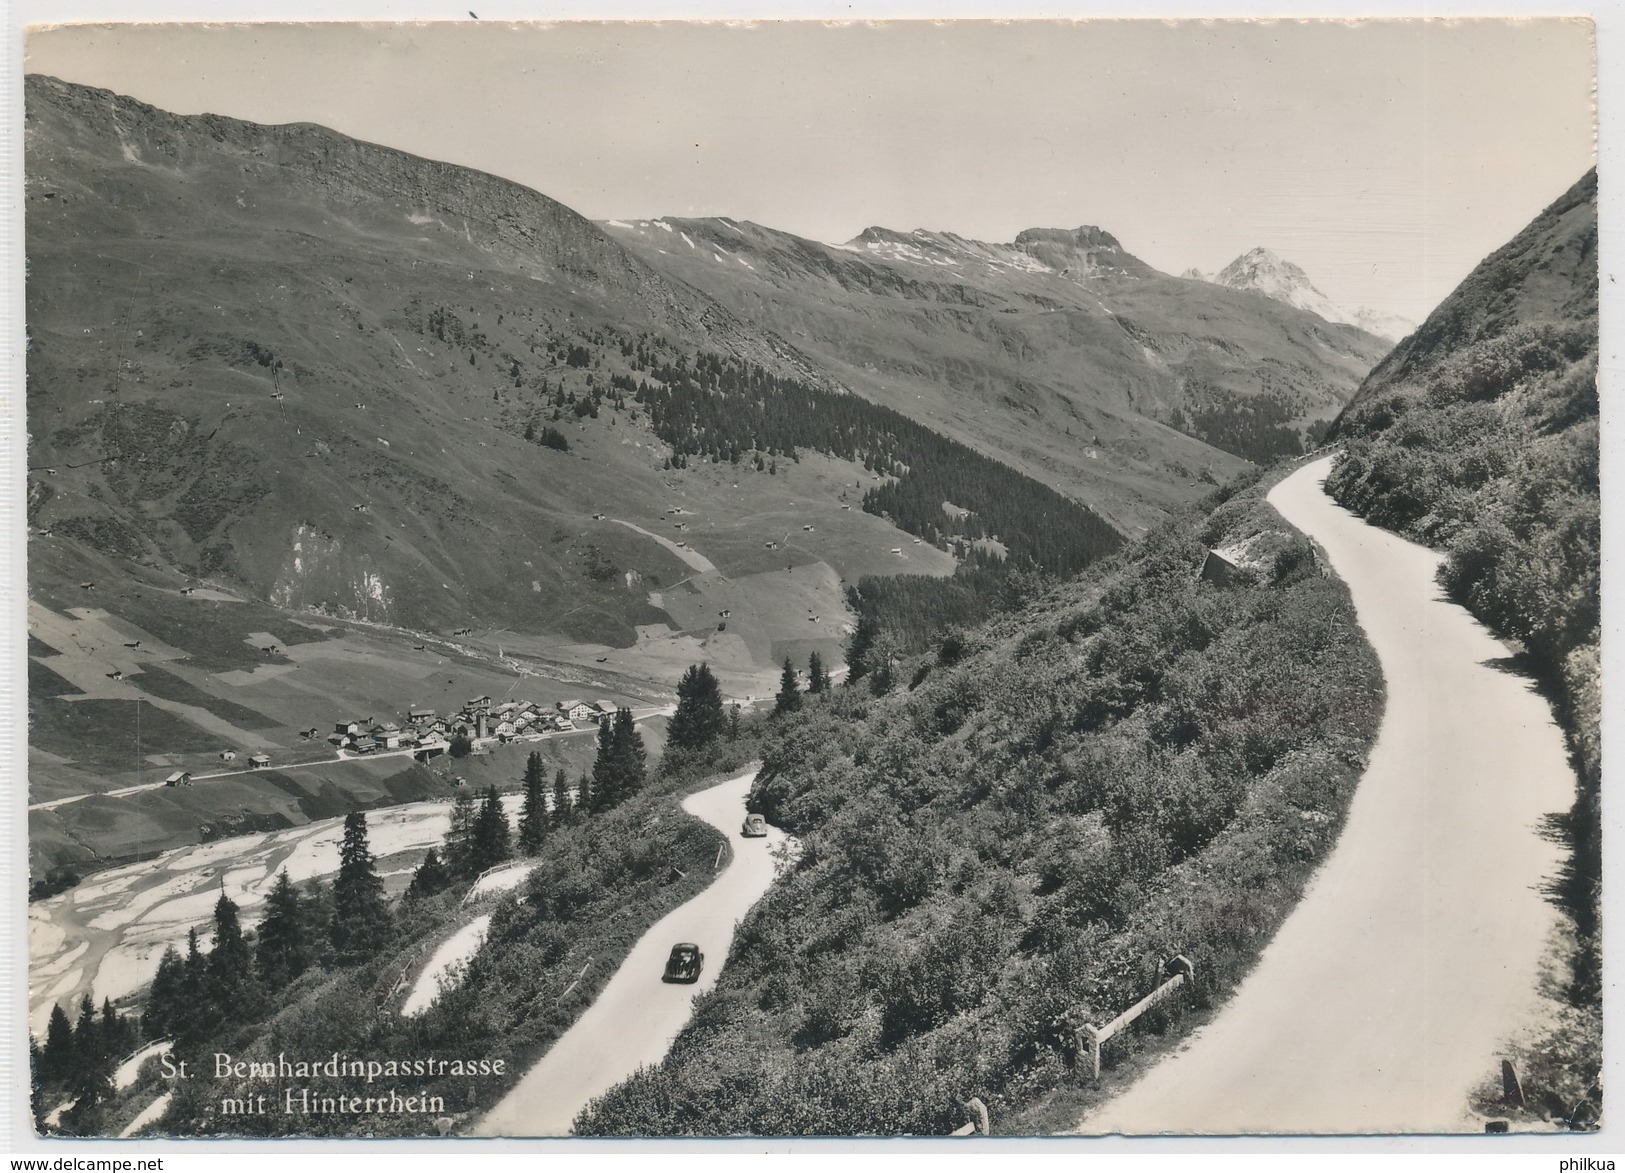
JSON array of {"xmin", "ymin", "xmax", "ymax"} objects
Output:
[
  {"xmin": 1083, "ymin": 456, "xmax": 1575, "ymax": 1134},
  {"xmin": 474, "ymin": 768, "xmax": 784, "ymax": 1136}
]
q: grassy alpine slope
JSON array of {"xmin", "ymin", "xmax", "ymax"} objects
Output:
[
  {"xmin": 574, "ymin": 468, "xmax": 1383, "ymax": 1135},
  {"xmin": 1325, "ymin": 169, "xmax": 1599, "ymax": 1116}
]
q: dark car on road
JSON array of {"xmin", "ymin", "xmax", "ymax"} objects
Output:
[
  {"xmin": 662, "ymin": 942, "xmax": 704, "ymax": 983},
  {"xmin": 741, "ymin": 812, "xmax": 767, "ymax": 838}
]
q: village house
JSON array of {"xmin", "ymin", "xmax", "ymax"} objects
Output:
[
  {"xmin": 164, "ymin": 771, "xmax": 192, "ymax": 787},
  {"xmin": 248, "ymin": 753, "xmax": 271, "ymax": 769},
  {"xmin": 408, "ymin": 707, "xmax": 436, "ymax": 723},
  {"xmin": 467, "ymin": 695, "xmax": 493, "ymax": 713},
  {"xmin": 219, "ymin": 750, "xmax": 237, "ymax": 762},
  {"xmin": 559, "ymin": 699, "xmax": 596, "ymax": 723},
  {"xmin": 594, "ymin": 701, "xmax": 619, "ymax": 720}
]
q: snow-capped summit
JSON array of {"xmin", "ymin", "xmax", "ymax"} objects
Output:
[
  {"xmin": 1193, "ymin": 247, "xmax": 1413, "ymax": 342},
  {"xmin": 1214, "ymin": 247, "xmax": 1351, "ymax": 324}
]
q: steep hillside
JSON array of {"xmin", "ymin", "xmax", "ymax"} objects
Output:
[
  {"xmin": 1325, "ymin": 168, "xmax": 1598, "ymax": 1108},
  {"xmin": 24, "ymin": 75, "xmax": 812, "ymax": 647},
  {"xmin": 573, "ymin": 468, "xmax": 1383, "ymax": 1135},
  {"xmin": 602, "ymin": 217, "xmax": 1392, "ymax": 529},
  {"xmin": 24, "ymin": 75, "xmax": 1115, "ymax": 670}
]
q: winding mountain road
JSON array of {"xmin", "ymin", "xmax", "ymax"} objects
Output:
[
  {"xmin": 473, "ymin": 768, "xmax": 786, "ymax": 1136},
  {"xmin": 1083, "ymin": 456, "xmax": 1576, "ymax": 1134}
]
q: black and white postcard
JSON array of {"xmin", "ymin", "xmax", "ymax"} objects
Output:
[{"xmin": 16, "ymin": 15, "xmax": 1602, "ymax": 1142}]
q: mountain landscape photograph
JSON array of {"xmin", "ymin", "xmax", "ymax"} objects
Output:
[{"xmin": 11, "ymin": 16, "xmax": 1603, "ymax": 1148}]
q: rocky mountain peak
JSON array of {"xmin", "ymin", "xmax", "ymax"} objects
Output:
[
  {"xmin": 1012, "ymin": 226, "xmax": 1154, "ymax": 278},
  {"xmin": 1198, "ymin": 246, "xmax": 1413, "ymax": 341}
]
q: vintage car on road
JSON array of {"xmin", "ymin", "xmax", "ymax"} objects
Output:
[
  {"xmin": 741, "ymin": 812, "xmax": 768, "ymax": 838},
  {"xmin": 662, "ymin": 943, "xmax": 704, "ymax": 983}
]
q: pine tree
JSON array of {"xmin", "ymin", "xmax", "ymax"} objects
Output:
[
  {"xmin": 444, "ymin": 787, "xmax": 478, "ymax": 878},
  {"xmin": 611, "ymin": 708, "xmax": 646, "ymax": 803},
  {"xmin": 551, "ymin": 768, "xmax": 572, "ymax": 828},
  {"xmin": 256, "ymin": 870, "xmax": 313, "ymax": 991},
  {"xmin": 29, "ymin": 1037, "xmax": 47, "ymax": 1129},
  {"xmin": 100, "ymin": 998, "xmax": 133, "ymax": 1061},
  {"xmin": 330, "ymin": 811, "xmax": 391, "ymax": 964},
  {"xmin": 143, "ymin": 946, "xmax": 185, "ymax": 1041},
  {"xmin": 71, "ymin": 993, "xmax": 100, "ymax": 1078},
  {"xmin": 775, "ymin": 657, "xmax": 802, "ymax": 715},
  {"xmin": 41, "ymin": 1003, "xmax": 73, "ymax": 1084},
  {"xmin": 208, "ymin": 891, "xmax": 262, "ymax": 1024},
  {"xmin": 180, "ymin": 928, "xmax": 209, "ymax": 1037},
  {"xmin": 405, "ymin": 848, "xmax": 451, "ymax": 901},
  {"xmin": 808, "ymin": 651, "xmax": 829, "ymax": 694},
  {"xmin": 66, "ymin": 995, "xmax": 113, "ymax": 1119},
  {"xmin": 727, "ymin": 703, "xmax": 742, "ymax": 741},
  {"xmin": 470, "ymin": 786, "xmax": 513, "ymax": 874},
  {"xmin": 846, "ymin": 606, "xmax": 878, "ymax": 680},
  {"xmin": 590, "ymin": 716, "xmax": 617, "ymax": 812},
  {"xmin": 575, "ymin": 771, "xmax": 592, "ymax": 816},
  {"xmin": 518, "ymin": 752, "xmax": 547, "ymax": 855},
  {"xmin": 667, "ymin": 663, "xmax": 726, "ymax": 749}
]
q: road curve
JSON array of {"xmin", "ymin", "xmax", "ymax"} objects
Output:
[
  {"xmin": 473, "ymin": 768, "xmax": 784, "ymax": 1136},
  {"xmin": 1083, "ymin": 456, "xmax": 1575, "ymax": 1134}
]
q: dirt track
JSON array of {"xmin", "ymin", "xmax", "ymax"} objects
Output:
[
  {"xmin": 1082, "ymin": 456, "xmax": 1575, "ymax": 1134},
  {"xmin": 473, "ymin": 768, "xmax": 785, "ymax": 1135}
]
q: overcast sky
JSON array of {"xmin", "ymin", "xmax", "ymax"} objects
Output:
[{"xmin": 25, "ymin": 18, "xmax": 1595, "ymax": 324}]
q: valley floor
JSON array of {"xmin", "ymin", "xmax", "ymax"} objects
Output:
[{"xmin": 1080, "ymin": 456, "xmax": 1575, "ymax": 1134}]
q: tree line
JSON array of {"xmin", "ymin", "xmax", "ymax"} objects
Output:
[{"xmin": 634, "ymin": 350, "xmax": 1123, "ymax": 579}]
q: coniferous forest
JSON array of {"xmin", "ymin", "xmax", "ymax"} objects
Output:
[{"xmin": 637, "ymin": 352, "xmax": 1124, "ymax": 579}]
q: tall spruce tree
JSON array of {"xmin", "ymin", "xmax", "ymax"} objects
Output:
[
  {"xmin": 66, "ymin": 993, "xmax": 113, "ymax": 1119},
  {"xmin": 470, "ymin": 785, "xmax": 513, "ymax": 874},
  {"xmin": 208, "ymin": 892, "xmax": 263, "ymax": 1024},
  {"xmin": 612, "ymin": 708, "xmax": 646, "ymax": 802},
  {"xmin": 41, "ymin": 1003, "xmax": 73, "ymax": 1084},
  {"xmin": 551, "ymin": 768, "xmax": 572, "ymax": 828},
  {"xmin": 808, "ymin": 651, "xmax": 830, "ymax": 694},
  {"xmin": 775, "ymin": 657, "xmax": 802, "ymax": 715},
  {"xmin": 143, "ymin": 945, "xmax": 185, "ymax": 1040},
  {"xmin": 845, "ymin": 605, "xmax": 878, "ymax": 680},
  {"xmin": 256, "ymin": 870, "xmax": 313, "ymax": 991},
  {"xmin": 590, "ymin": 716, "xmax": 617, "ymax": 812},
  {"xmin": 178, "ymin": 928, "xmax": 209, "ymax": 1043},
  {"xmin": 100, "ymin": 999, "xmax": 133, "ymax": 1064},
  {"xmin": 667, "ymin": 663, "xmax": 726, "ymax": 748},
  {"xmin": 330, "ymin": 811, "xmax": 390, "ymax": 964},
  {"xmin": 518, "ymin": 752, "xmax": 548, "ymax": 855},
  {"xmin": 71, "ymin": 994, "xmax": 101, "ymax": 1084}
]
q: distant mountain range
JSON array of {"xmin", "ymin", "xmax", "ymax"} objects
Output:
[
  {"xmin": 1184, "ymin": 247, "xmax": 1416, "ymax": 343},
  {"xmin": 602, "ymin": 219, "xmax": 1392, "ymax": 529}
]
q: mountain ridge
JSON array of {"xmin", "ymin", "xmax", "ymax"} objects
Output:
[{"xmin": 602, "ymin": 214, "xmax": 1393, "ymax": 529}]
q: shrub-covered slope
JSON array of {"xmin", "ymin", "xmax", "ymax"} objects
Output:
[
  {"xmin": 1326, "ymin": 169, "xmax": 1599, "ymax": 1006},
  {"xmin": 575, "ymin": 472, "xmax": 1383, "ymax": 1134}
]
